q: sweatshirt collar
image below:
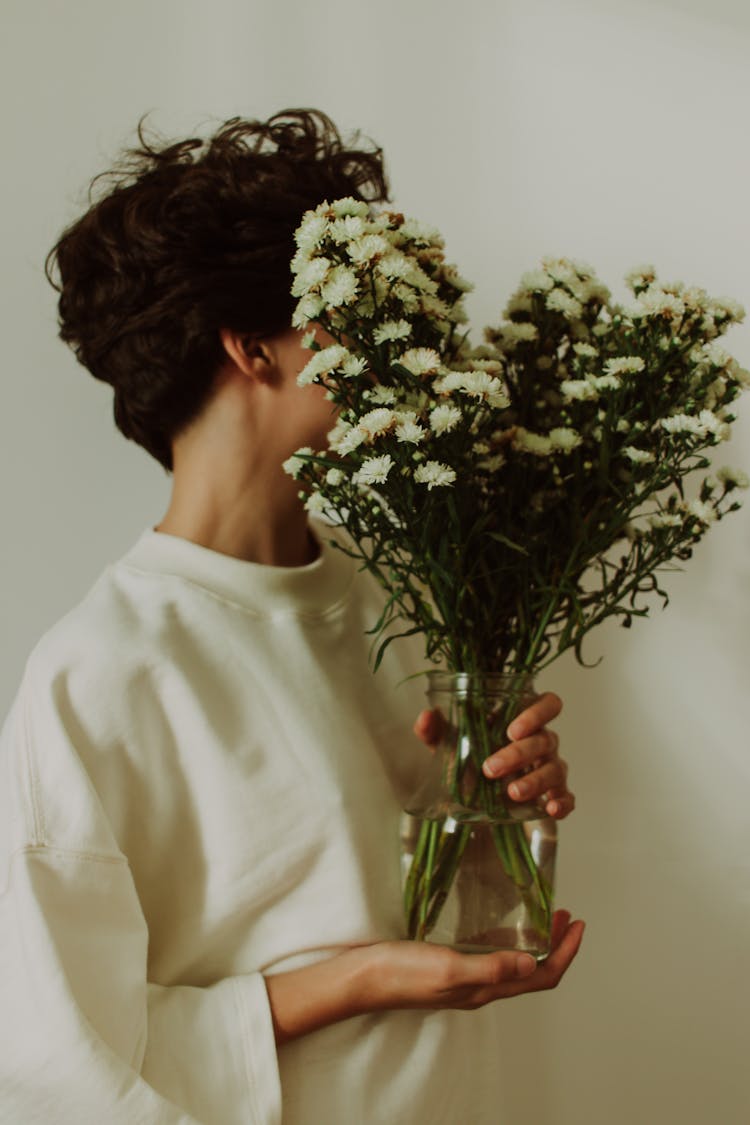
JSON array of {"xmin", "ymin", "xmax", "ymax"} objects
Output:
[{"xmin": 117, "ymin": 516, "xmax": 356, "ymax": 617}]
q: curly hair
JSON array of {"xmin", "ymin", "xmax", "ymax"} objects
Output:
[{"xmin": 44, "ymin": 108, "xmax": 390, "ymax": 471}]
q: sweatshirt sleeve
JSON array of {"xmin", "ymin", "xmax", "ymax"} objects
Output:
[{"xmin": 0, "ymin": 679, "xmax": 283, "ymax": 1125}]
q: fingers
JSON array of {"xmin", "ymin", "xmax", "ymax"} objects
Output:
[
  {"xmin": 482, "ymin": 729, "xmax": 561, "ymax": 779},
  {"xmin": 448, "ymin": 949, "xmax": 538, "ymax": 991},
  {"xmin": 543, "ymin": 788, "xmax": 576, "ymax": 819},
  {"xmin": 506, "ymin": 691, "xmax": 562, "ymax": 741},
  {"xmin": 413, "ymin": 708, "xmax": 448, "ymax": 748},
  {"xmin": 491, "ymin": 914, "xmax": 585, "ymax": 1000},
  {"xmin": 530, "ymin": 916, "xmax": 585, "ymax": 986},
  {"xmin": 549, "ymin": 908, "xmax": 571, "ymax": 949},
  {"xmin": 366, "ymin": 913, "xmax": 584, "ymax": 1012},
  {"xmin": 415, "ymin": 694, "xmax": 576, "ymax": 820}
]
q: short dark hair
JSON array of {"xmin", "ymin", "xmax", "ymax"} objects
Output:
[{"xmin": 44, "ymin": 108, "xmax": 390, "ymax": 471}]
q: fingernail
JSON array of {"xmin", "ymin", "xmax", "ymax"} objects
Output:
[
  {"xmin": 509, "ymin": 781, "xmax": 527, "ymax": 800},
  {"xmin": 548, "ymin": 800, "xmax": 559, "ymax": 816},
  {"xmin": 516, "ymin": 954, "xmax": 536, "ymax": 977},
  {"xmin": 483, "ymin": 760, "xmax": 498, "ymax": 778}
]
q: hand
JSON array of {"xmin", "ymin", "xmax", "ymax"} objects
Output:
[
  {"xmin": 365, "ymin": 909, "xmax": 584, "ymax": 1011},
  {"xmin": 265, "ymin": 911, "xmax": 585, "ymax": 1043},
  {"xmin": 414, "ymin": 690, "xmax": 575, "ymax": 820}
]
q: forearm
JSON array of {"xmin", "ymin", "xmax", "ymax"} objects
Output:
[
  {"xmin": 263, "ymin": 947, "xmax": 373, "ymax": 1046},
  {"xmin": 263, "ymin": 916, "xmax": 584, "ymax": 1047}
]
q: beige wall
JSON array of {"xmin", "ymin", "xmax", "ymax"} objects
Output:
[{"xmin": 1, "ymin": 1, "xmax": 748, "ymax": 1121}]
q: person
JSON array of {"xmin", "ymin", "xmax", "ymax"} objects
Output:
[{"xmin": 0, "ymin": 108, "xmax": 584, "ymax": 1125}]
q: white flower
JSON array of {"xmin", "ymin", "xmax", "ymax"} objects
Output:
[
  {"xmin": 560, "ymin": 379, "xmax": 598, "ymax": 402},
  {"xmin": 576, "ymin": 278, "xmax": 611, "ymax": 304},
  {"xmin": 390, "ymin": 282, "xmax": 421, "ymax": 313},
  {"xmin": 616, "ymin": 418, "xmax": 631, "ymax": 433},
  {"xmin": 304, "ymin": 491, "xmax": 328, "ymax": 515},
  {"xmin": 660, "ymin": 411, "xmax": 729, "ymax": 441},
  {"xmin": 292, "ymin": 293, "xmax": 326, "ymax": 329},
  {"xmin": 624, "ymin": 263, "xmax": 657, "ymax": 289},
  {"xmin": 591, "ymin": 373, "xmax": 621, "ymax": 392},
  {"xmin": 439, "ymin": 264, "xmax": 474, "ymax": 293},
  {"xmin": 365, "ymin": 384, "xmax": 397, "ymax": 405},
  {"xmin": 505, "ymin": 293, "xmax": 535, "ymax": 316},
  {"xmin": 353, "ymin": 454, "xmax": 394, "ymax": 486},
  {"xmin": 358, "ymin": 408, "xmax": 396, "ymax": 439},
  {"xmin": 325, "ymin": 468, "xmax": 345, "ymax": 486},
  {"xmin": 499, "ymin": 321, "xmax": 539, "ymax": 346},
  {"xmin": 326, "ymin": 417, "xmax": 350, "ymax": 447},
  {"xmin": 372, "ymin": 319, "xmax": 412, "ymax": 345},
  {"xmin": 603, "ymin": 356, "xmax": 646, "ymax": 377},
  {"xmin": 329, "ymin": 215, "xmax": 367, "ymax": 243},
  {"xmin": 573, "ymin": 342, "xmax": 599, "ymax": 358},
  {"xmin": 710, "ymin": 296, "xmax": 746, "ymax": 322},
  {"xmin": 294, "ymin": 212, "xmax": 329, "ymax": 254},
  {"xmin": 477, "ymin": 453, "xmax": 506, "ymax": 472},
  {"xmin": 512, "ymin": 428, "xmax": 553, "ymax": 456},
  {"xmin": 320, "ymin": 265, "xmax": 359, "ymax": 308},
  {"xmin": 623, "ymin": 446, "xmax": 655, "ymax": 464},
  {"xmin": 628, "ymin": 289, "xmax": 686, "ymax": 319},
  {"xmin": 297, "ymin": 344, "xmax": 350, "ymax": 386},
  {"xmin": 291, "ymin": 256, "xmax": 332, "ymax": 298},
  {"xmin": 541, "ymin": 257, "xmax": 580, "ymax": 285},
  {"xmin": 681, "ymin": 285, "xmax": 710, "ymax": 312},
  {"xmin": 648, "ymin": 512, "xmax": 682, "ymax": 530},
  {"xmin": 419, "ymin": 294, "xmax": 453, "ymax": 320},
  {"xmin": 348, "ymin": 234, "xmax": 392, "ymax": 264},
  {"xmin": 403, "ymin": 261, "xmax": 439, "ymax": 296},
  {"xmin": 453, "ymin": 356, "xmax": 504, "ymax": 376},
  {"xmin": 549, "ymin": 427, "xmax": 582, "ymax": 453},
  {"xmin": 331, "ymin": 197, "xmax": 369, "ymax": 218},
  {"xmin": 661, "ymin": 411, "xmax": 701, "ymax": 432},
  {"xmin": 696, "ymin": 340, "xmax": 733, "ymax": 370},
  {"xmin": 375, "ymin": 251, "xmax": 413, "ymax": 280},
  {"xmin": 399, "ymin": 217, "xmax": 444, "ymax": 245},
  {"xmin": 282, "ymin": 447, "xmax": 314, "ymax": 479},
  {"xmin": 546, "ymin": 288, "xmax": 584, "ymax": 320},
  {"xmin": 717, "ymin": 466, "xmax": 750, "ymax": 489},
  {"xmin": 457, "ymin": 371, "xmax": 509, "ymax": 408},
  {"xmin": 684, "ymin": 499, "xmax": 717, "ymax": 525},
  {"xmin": 414, "ymin": 460, "xmax": 456, "ymax": 489},
  {"xmin": 519, "ymin": 269, "xmax": 555, "ymax": 293},
  {"xmin": 341, "ymin": 354, "xmax": 368, "ymax": 377},
  {"xmin": 301, "ymin": 330, "xmax": 317, "ymax": 349},
  {"xmin": 335, "ymin": 427, "xmax": 367, "ymax": 456},
  {"xmin": 397, "ymin": 347, "xmax": 443, "ymax": 376},
  {"xmin": 429, "ymin": 403, "xmax": 462, "ymax": 435},
  {"xmin": 697, "ymin": 409, "xmax": 731, "ymax": 440},
  {"xmin": 395, "ymin": 418, "xmax": 426, "ymax": 444}
]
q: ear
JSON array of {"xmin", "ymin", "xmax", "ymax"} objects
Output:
[{"xmin": 219, "ymin": 328, "xmax": 274, "ymax": 380}]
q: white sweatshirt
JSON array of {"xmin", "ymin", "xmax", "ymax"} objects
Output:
[{"xmin": 0, "ymin": 517, "xmax": 505, "ymax": 1125}]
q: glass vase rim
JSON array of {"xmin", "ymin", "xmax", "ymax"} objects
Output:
[{"xmin": 426, "ymin": 670, "xmax": 537, "ymax": 693}]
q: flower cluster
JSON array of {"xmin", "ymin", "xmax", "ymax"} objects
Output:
[{"xmin": 284, "ymin": 201, "xmax": 748, "ymax": 675}]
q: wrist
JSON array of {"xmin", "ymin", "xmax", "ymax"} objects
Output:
[{"xmin": 264, "ymin": 945, "xmax": 376, "ymax": 1046}]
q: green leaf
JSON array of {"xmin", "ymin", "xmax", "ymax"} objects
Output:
[{"xmin": 487, "ymin": 531, "xmax": 529, "ymax": 555}]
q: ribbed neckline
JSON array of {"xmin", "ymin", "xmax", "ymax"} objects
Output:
[{"xmin": 116, "ymin": 517, "xmax": 356, "ymax": 617}]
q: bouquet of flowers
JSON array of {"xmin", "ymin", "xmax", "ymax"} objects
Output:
[{"xmin": 283, "ymin": 196, "xmax": 749, "ymax": 951}]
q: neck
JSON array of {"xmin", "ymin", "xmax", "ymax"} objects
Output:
[{"xmin": 156, "ymin": 448, "xmax": 319, "ymax": 569}]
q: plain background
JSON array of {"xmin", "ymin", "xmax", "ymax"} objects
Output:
[{"xmin": 2, "ymin": 1, "xmax": 749, "ymax": 1122}]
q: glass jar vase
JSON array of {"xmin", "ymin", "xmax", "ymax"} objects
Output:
[{"xmin": 401, "ymin": 671, "xmax": 557, "ymax": 959}]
